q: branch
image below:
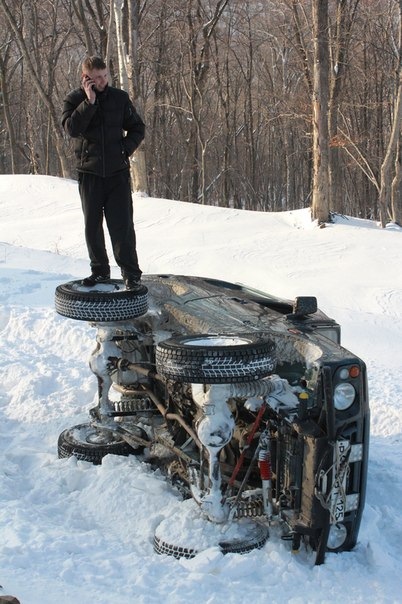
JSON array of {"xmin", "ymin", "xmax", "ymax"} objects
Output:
[{"xmin": 337, "ymin": 127, "xmax": 380, "ymax": 192}]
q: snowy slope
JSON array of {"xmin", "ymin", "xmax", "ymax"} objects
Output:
[{"xmin": 0, "ymin": 175, "xmax": 402, "ymax": 603}]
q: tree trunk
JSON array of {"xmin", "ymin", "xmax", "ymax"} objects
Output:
[
  {"xmin": 184, "ymin": 0, "xmax": 229, "ymax": 204},
  {"xmin": 328, "ymin": 1, "xmax": 360, "ymax": 215},
  {"xmin": 127, "ymin": 0, "xmax": 148, "ymax": 193},
  {"xmin": 312, "ymin": 0, "xmax": 330, "ymax": 224},
  {"xmin": 114, "ymin": 0, "xmax": 129, "ymax": 90},
  {"xmin": 391, "ymin": 134, "xmax": 402, "ymax": 224},
  {"xmin": 72, "ymin": 0, "xmax": 94, "ymax": 55},
  {"xmin": 0, "ymin": 50, "xmax": 18, "ymax": 173},
  {"xmin": 378, "ymin": 0, "xmax": 402, "ymax": 227}
]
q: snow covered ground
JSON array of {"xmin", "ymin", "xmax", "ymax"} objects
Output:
[{"xmin": 0, "ymin": 174, "xmax": 402, "ymax": 603}]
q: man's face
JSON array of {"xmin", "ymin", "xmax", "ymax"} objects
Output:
[{"xmin": 82, "ymin": 68, "xmax": 108, "ymax": 92}]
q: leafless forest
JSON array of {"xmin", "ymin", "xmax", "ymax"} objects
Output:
[{"xmin": 1, "ymin": 0, "xmax": 401, "ymax": 224}]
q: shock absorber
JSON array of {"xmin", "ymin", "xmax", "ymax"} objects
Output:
[{"xmin": 258, "ymin": 430, "xmax": 273, "ymax": 519}]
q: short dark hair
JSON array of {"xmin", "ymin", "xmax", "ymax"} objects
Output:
[{"xmin": 82, "ymin": 56, "xmax": 106, "ymax": 72}]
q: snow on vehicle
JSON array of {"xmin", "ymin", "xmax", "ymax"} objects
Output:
[{"xmin": 55, "ymin": 274, "xmax": 369, "ymax": 564}]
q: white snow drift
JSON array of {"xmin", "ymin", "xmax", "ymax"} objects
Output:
[{"xmin": 0, "ymin": 175, "xmax": 402, "ymax": 604}]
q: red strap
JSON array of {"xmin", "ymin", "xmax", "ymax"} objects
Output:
[{"xmin": 227, "ymin": 402, "xmax": 267, "ymax": 488}]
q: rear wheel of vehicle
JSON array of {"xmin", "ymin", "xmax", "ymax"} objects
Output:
[
  {"xmin": 57, "ymin": 422, "xmax": 144, "ymax": 464},
  {"xmin": 55, "ymin": 280, "xmax": 148, "ymax": 322},
  {"xmin": 154, "ymin": 509, "xmax": 268, "ymax": 559},
  {"xmin": 155, "ymin": 334, "xmax": 276, "ymax": 383}
]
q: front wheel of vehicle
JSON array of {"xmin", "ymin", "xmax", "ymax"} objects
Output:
[{"xmin": 155, "ymin": 334, "xmax": 276, "ymax": 383}]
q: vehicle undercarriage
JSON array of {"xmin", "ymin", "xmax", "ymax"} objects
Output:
[{"xmin": 55, "ymin": 274, "xmax": 369, "ymax": 564}]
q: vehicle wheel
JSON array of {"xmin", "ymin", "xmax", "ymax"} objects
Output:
[
  {"xmin": 54, "ymin": 280, "xmax": 148, "ymax": 322},
  {"xmin": 218, "ymin": 523, "xmax": 268, "ymax": 554},
  {"xmin": 57, "ymin": 422, "xmax": 144, "ymax": 464},
  {"xmin": 154, "ymin": 515, "xmax": 268, "ymax": 559},
  {"xmin": 155, "ymin": 334, "xmax": 276, "ymax": 383},
  {"xmin": 153, "ymin": 535, "xmax": 197, "ymax": 559}
]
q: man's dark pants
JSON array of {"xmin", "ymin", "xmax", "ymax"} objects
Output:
[{"xmin": 78, "ymin": 171, "xmax": 141, "ymax": 280}]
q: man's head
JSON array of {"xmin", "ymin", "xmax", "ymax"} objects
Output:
[{"xmin": 81, "ymin": 56, "xmax": 108, "ymax": 92}]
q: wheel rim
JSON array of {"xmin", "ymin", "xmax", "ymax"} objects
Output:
[
  {"xmin": 182, "ymin": 336, "xmax": 256, "ymax": 347},
  {"xmin": 84, "ymin": 429, "xmax": 117, "ymax": 446},
  {"xmin": 66, "ymin": 281, "xmax": 125, "ymax": 294}
]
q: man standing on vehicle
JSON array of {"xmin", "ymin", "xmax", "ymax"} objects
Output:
[{"xmin": 62, "ymin": 56, "xmax": 145, "ymax": 290}]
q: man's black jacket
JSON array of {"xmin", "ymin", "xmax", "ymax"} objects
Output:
[{"xmin": 62, "ymin": 85, "xmax": 145, "ymax": 177}]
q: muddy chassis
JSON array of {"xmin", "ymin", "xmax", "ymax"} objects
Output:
[{"xmin": 55, "ymin": 274, "xmax": 369, "ymax": 564}]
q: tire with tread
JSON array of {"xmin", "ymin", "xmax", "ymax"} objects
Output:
[
  {"xmin": 153, "ymin": 522, "xmax": 268, "ymax": 559},
  {"xmin": 57, "ymin": 422, "xmax": 144, "ymax": 464},
  {"xmin": 55, "ymin": 280, "xmax": 148, "ymax": 322},
  {"xmin": 156, "ymin": 334, "xmax": 276, "ymax": 383}
]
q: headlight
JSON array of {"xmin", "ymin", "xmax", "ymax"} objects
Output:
[
  {"xmin": 334, "ymin": 382, "xmax": 356, "ymax": 411},
  {"xmin": 327, "ymin": 523, "xmax": 348, "ymax": 550}
]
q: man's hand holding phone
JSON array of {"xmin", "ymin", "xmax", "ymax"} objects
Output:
[{"xmin": 82, "ymin": 74, "xmax": 96, "ymax": 104}]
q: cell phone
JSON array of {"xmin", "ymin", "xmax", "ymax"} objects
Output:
[{"xmin": 83, "ymin": 75, "xmax": 95, "ymax": 90}]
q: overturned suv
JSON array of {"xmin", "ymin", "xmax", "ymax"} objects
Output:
[{"xmin": 55, "ymin": 274, "xmax": 369, "ymax": 564}]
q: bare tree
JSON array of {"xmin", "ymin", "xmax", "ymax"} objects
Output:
[
  {"xmin": 334, "ymin": 0, "xmax": 402, "ymax": 226},
  {"xmin": 328, "ymin": 0, "xmax": 360, "ymax": 215},
  {"xmin": 0, "ymin": 38, "xmax": 19, "ymax": 173},
  {"xmin": 378, "ymin": 0, "xmax": 402, "ymax": 226},
  {"xmin": 311, "ymin": 0, "xmax": 330, "ymax": 223},
  {"xmin": 126, "ymin": 0, "xmax": 148, "ymax": 193},
  {"xmin": 180, "ymin": 0, "xmax": 229, "ymax": 204},
  {"xmin": 1, "ymin": 0, "xmax": 402, "ymax": 224},
  {"xmin": 391, "ymin": 134, "xmax": 402, "ymax": 224},
  {"xmin": 0, "ymin": 0, "xmax": 71, "ymax": 176},
  {"xmin": 71, "ymin": 0, "xmax": 109, "ymax": 56},
  {"xmin": 110, "ymin": 0, "xmax": 147, "ymax": 192}
]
